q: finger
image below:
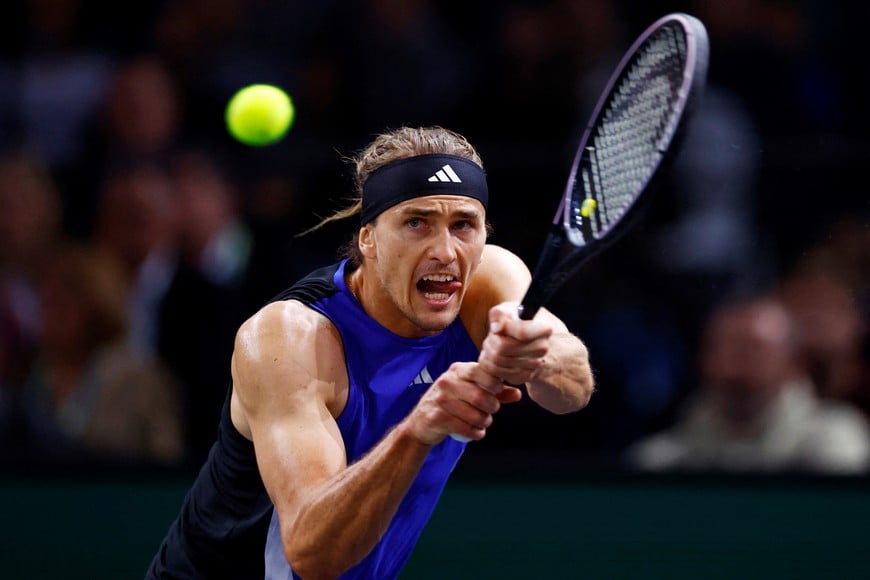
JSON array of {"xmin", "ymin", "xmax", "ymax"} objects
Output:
[
  {"xmin": 499, "ymin": 317, "xmax": 553, "ymax": 343},
  {"xmin": 442, "ymin": 395, "xmax": 496, "ymax": 428},
  {"xmin": 483, "ymin": 331, "xmax": 549, "ymax": 359},
  {"xmin": 481, "ymin": 345, "xmax": 548, "ymax": 369},
  {"xmin": 455, "ymin": 361, "xmax": 504, "ymax": 394},
  {"xmin": 414, "ymin": 384, "xmax": 491, "ymax": 443},
  {"xmin": 478, "ymin": 352, "xmax": 546, "ymax": 380},
  {"xmin": 496, "ymin": 386, "xmax": 523, "ymax": 404},
  {"xmin": 447, "ymin": 384, "xmax": 521, "ymax": 442},
  {"xmin": 444, "ymin": 387, "xmax": 508, "ymax": 442},
  {"xmin": 489, "ymin": 304, "xmax": 513, "ymax": 335},
  {"xmin": 489, "ymin": 302, "xmax": 553, "ymax": 341},
  {"xmin": 440, "ymin": 363, "xmax": 504, "ymax": 414},
  {"xmin": 442, "ymin": 398, "xmax": 495, "ymax": 442}
]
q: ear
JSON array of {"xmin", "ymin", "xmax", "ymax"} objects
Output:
[{"xmin": 358, "ymin": 225, "xmax": 377, "ymax": 259}]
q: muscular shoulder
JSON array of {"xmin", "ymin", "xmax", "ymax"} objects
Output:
[
  {"xmin": 234, "ymin": 300, "xmax": 338, "ymax": 360},
  {"xmin": 477, "ymin": 244, "xmax": 532, "ymax": 287},
  {"xmin": 231, "ymin": 300, "xmax": 347, "ymax": 435}
]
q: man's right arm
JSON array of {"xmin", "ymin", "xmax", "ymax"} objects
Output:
[{"xmin": 230, "ymin": 301, "xmax": 513, "ymax": 578}]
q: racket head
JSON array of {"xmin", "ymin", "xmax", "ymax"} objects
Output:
[
  {"xmin": 520, "ymin": 13, "xmax": 709, "ymax": 319},
  {"xmin": 559, "ymin": 12, "xmax": 709, "ymax": 248}
]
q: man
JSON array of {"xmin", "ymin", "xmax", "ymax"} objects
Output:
[
  {"xmin": 626, "ymin": 295, "xmax": 870, "ymax": 474},
  {"xmin": 147, "ymin": 126, "xmax": 594, "ymax": 578}
]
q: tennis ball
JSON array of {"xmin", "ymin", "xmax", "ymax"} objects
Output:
[{"xmin": 225, "ymin": 84, "xmax": 294, "ymax": 146}]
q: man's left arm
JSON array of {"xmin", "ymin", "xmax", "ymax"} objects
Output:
[
  {"xmin": 525, "ymin": 312, "xmax": 595, "ymax": 414},
  {"xmin": 479, "ymin": 303, "xmax": 594, "ymax": 414}
]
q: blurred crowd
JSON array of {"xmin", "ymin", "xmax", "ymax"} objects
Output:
[{"xmin": 0, "ymin": 0, "xmax": 867, "ymax": 476}]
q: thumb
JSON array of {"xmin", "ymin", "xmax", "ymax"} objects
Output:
[{"xmin": 489, "ymin": 306, "xmax": 508, "ymax": 335}]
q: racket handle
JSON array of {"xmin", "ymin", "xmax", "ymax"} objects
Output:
[
  {"xmin": 449, "ymin": 433, "xmax": 472, "ymax": 443},
  {"xmin": 518, "ymin": 281, "xmax": 546, "ymax": 320},
  {"xmin": 518, "ymin": 228, "xmax": 565, "ymax": 320},
  {"xmin": 517, "ymin": 302, "xmax": 538, "ymax": 320}
]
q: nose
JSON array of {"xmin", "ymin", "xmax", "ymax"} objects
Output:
[{"xmin": 428, "ymin": 226, "xmax": 457, "ymax": 263}]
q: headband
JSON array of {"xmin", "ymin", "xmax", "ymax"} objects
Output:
[{"xmin": 360, "ymin": 154, "xmax": 488, "ymax": 224}]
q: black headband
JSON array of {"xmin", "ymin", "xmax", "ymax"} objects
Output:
[{"xmin": 360, "ymin": 154, "xmax": 488, "ymax": 224}]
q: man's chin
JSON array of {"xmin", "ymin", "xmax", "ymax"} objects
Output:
[{"xmin": 413, "ymin": 309, "xmax": 459, "ymax": 334}]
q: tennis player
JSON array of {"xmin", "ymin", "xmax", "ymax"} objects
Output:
[{"xmin": 147, "ymin": 126, "xmax": 594, "ymax": 579}]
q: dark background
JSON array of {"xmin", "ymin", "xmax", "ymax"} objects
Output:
[
  {"xmin": 1, "ymin": 0, "xmax": 868, "ymax": 467},
  {"xmin": 0, "ymin": 1, "xmax": 868, "ymax": 576},
  {"xmin": 0, "ymin": 0, "xmax": 867, "ymax": 472}
]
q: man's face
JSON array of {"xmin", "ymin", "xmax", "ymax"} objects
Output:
[
  {"xmin": 700, "ymin": 303, "xmax": 794, "ymax": 426},
  {"xmin": 361, "ymin": 195, "xmax": 487, "ymax": 337}
]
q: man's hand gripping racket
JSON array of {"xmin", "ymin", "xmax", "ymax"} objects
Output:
[{"xmin": 452, "ymin": 12, "xmax": 709, "ymax": 442}]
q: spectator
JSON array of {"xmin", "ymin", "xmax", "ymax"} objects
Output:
[
  {"xmin": 63, "ymin": 54, "xmax": 183, "ymax": 237},
  {"xmin": 626, "ymin": 295, "xmax": 870, "ymax": 474},
  {"xmin": 13, "ymin": 0, "xmax": 116, "ymax": 170},
  {"xmin": 0, "ymin": 150, "xmax": 63, "ymax": 387},
  {"xmin": 795, "ymin": 215, "xmax": 870, "ymax": 305},
  {"xmin": 778, "ymin": 215, "xmax": 870, "ymax": 418},
  {"xmin": 778, "ymin": 271, "xmax": 869, "ymax": 419},
  {"xmin": 158, "ymin": 148, "xmax": 256, "ymax": 465},
  {"xmin": 15, "ymin": 242, "xmax": 185, "ymax": 466},
  {"xmin": 91, "ymin": 160, "xmax": 178, "ymax": 362},
  {"xmin": 0, "ymin": 150, "xmax": 64, "ymax": 450}
]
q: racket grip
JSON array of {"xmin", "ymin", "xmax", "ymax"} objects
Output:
[
  {"xmin": 518, "ymin": 228, "xmax": 563, "ymax": 320},
  {"xmin": 517, "ymin": 282, "xmax": 546, "ymax": 320},
  {"xmin": 449, "ymin": 433, "xmax": 472, "ymax": 443},
  {"xmin": 517, "ymin": 303, "xmax": 538, "ymax": 320}
]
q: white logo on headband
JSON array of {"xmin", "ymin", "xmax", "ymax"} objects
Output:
[{"xmin": 427, "ymin": 164, "xmax": 462, "ymax": 183}]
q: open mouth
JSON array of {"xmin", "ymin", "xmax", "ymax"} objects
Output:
[{"xmin": 416, "ymin": 274, "xmax": 462, "ymax": 302}]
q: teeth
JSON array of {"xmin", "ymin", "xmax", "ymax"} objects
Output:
[
  {"xmin": 424, "ymin": 292, "xmax": 450, "ymax": 300},
  {"xmin": 422, "ymin": 274, "xmax": 455, "ymax": 282}
]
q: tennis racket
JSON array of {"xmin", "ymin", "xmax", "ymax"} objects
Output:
[
  {"xmin": 451, "ymin": 13, "xmax": 708, "ymax": 443},
  {"xmin": 517, "ymin": 12, "xmax": 709, "ymax": 320}
]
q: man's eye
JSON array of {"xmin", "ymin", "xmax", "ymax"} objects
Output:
[
  {"xmin": 407, "ymin": 218, "xmax": 423, "ymax": 229},
  {"xmin": 454, "ymin": 220, "xmax": 472, "ymax": 231}
]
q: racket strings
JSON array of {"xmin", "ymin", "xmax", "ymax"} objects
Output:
[{"xmin": 574, "ymin": 23, "xmax": 689, "ymax": 239}]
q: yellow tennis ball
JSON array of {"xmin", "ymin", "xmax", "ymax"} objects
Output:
[{"xmin": 225, "ymin": 84, "xmax": 294, "ymax": 146}]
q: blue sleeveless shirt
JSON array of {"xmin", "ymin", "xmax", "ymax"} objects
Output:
[{"xmin": 265, "ymin": 259, "xmax": 478, "ymax": 579}]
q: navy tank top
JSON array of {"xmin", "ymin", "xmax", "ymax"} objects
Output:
[{"xmin": 148, "ymin": 259, "xmax": 478, "ymax": 579}]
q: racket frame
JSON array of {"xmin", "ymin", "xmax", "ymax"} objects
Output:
[{"xmin": 518, "ymin": 12, "xmax": 709, "ymax": 320}]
